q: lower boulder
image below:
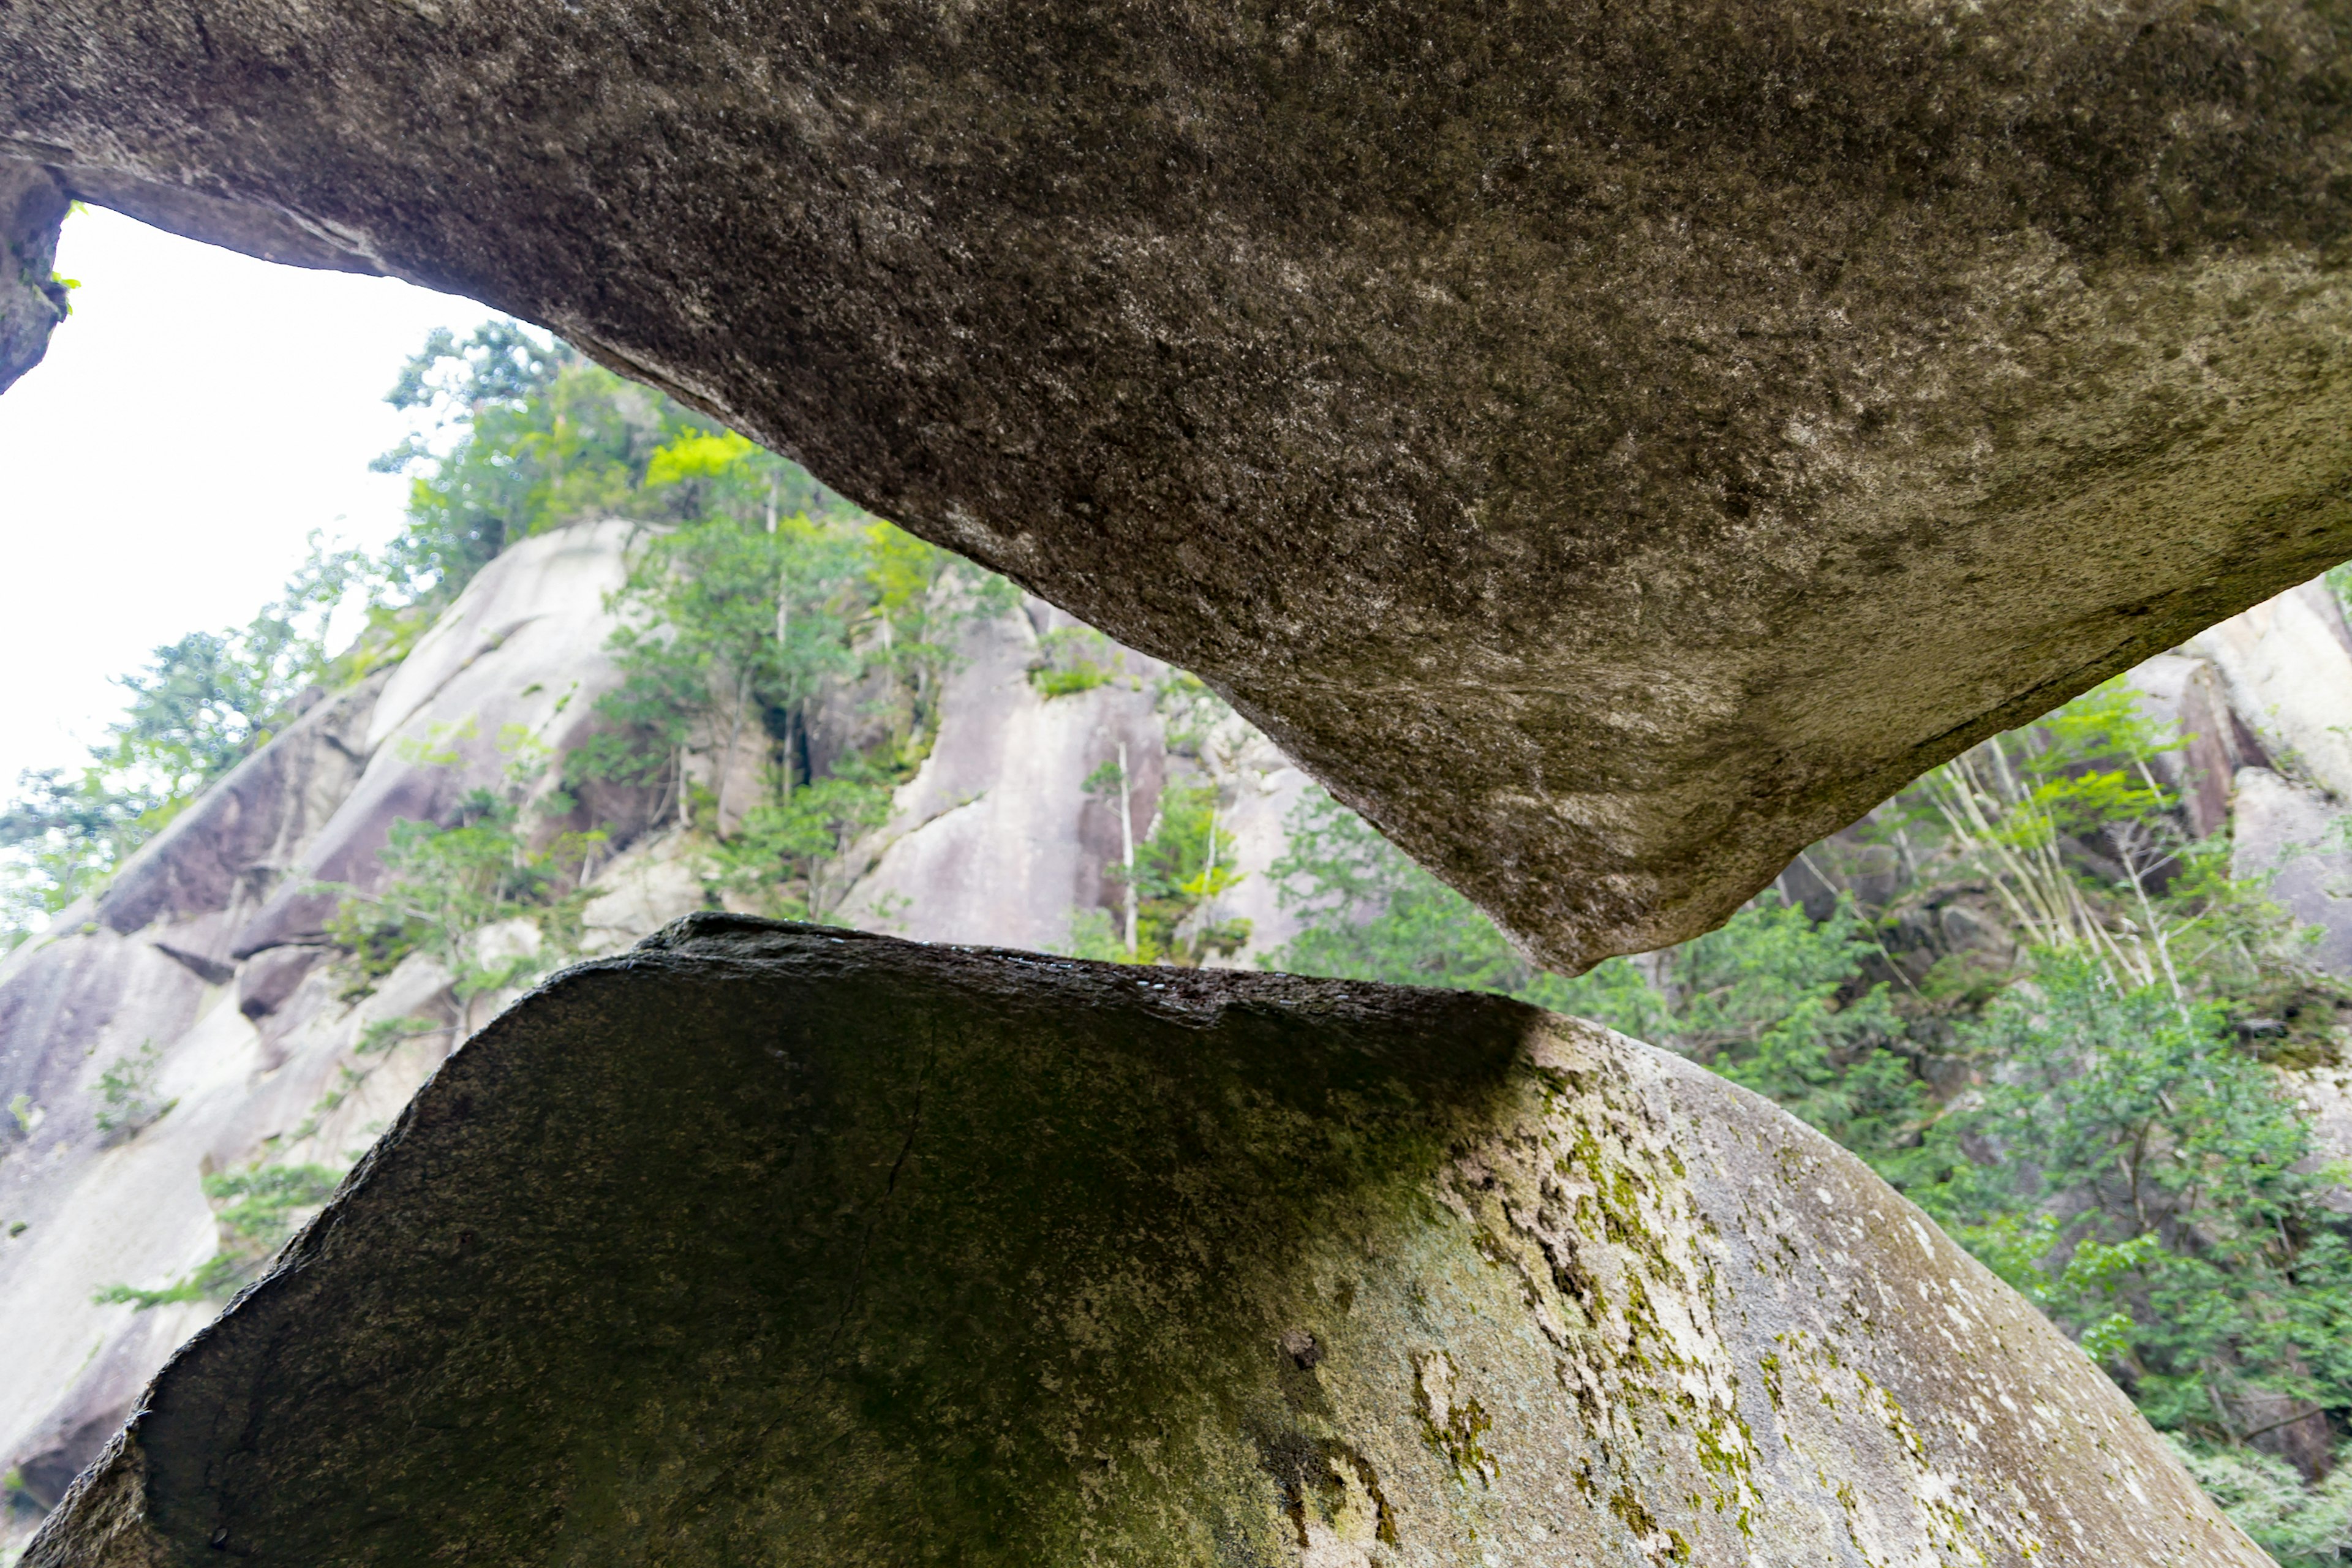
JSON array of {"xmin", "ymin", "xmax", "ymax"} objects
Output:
[{"xmin": 29, "ymin": 918, "xmax": 2258, "ymax": 1566}]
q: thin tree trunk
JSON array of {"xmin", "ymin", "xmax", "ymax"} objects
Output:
[
  {"xmin": 1118, "ymin": 742, "xmax": 1138, "ymax": 959},
  {"xmin": 1193, "ymin": 798, "xmax": 1219, "ymax": 962},
  {"xmin": 714, "ymin": 669, "xmax": 750, "ymax": 839}
]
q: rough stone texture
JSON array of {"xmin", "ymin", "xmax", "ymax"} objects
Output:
[
  {"xmin": 2296, "ymin": 1061, "xmax": 2352, "ymax": 1217},
  {"xmin": 0, "ymin": 159, "xmax": 67, "ymax": 393},
  {"xmin": 0, "ymin": 523, "xmax": 644, "ymax": 1525},
  {"xmin": 26, "ymin": 920, "xmax": 2263, "ymax": 1566},
  {"xmin": 2232, "ymin": 766, "xmax": 2352, "ymax": 974},
  {"xmin": 13, "ymin": 1, "xmax": 2352, "ymax": 969},
  {"xmin": 2121, "ymin": 654, "xmax": 2258, "ymax": 842},
  {"xmin": 2, "ymin": 535, "xmax": 1348, "ymax": 1540},
  {"xmin": 2186, "ymin": 581, "xmax": 2352, "ymax": 801},
  {"xmin": 834, "ymin": 600, "xmax": 1170, "ymax": 949},
  {"xmin": 91, "ymin": 673, "xmax": 390, "ymax": 945},
  {"xmin": 230, "ymin": 519, "xmax": 641, "ymax": 956}
]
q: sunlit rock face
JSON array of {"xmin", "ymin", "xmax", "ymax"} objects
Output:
[
  {"xmin": 25, "ymin": 919, "xmax": 2264, "ymax": 1567},
  {"xmin": 10, "ymin": 0, "xmax": 2352, "ymax": 968}
]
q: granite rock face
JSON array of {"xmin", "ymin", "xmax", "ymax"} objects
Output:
[
  {"xmin": 0, "ymin": 159, "xmax": 67, "ymax": 394},
  {"xmin": 0, "ymin": 524, "xmax": 649, "ymax": 1531},
  {"xmin": 26, "ymin": 919, "xmax": 2263, "ymax": 1566},
  {"xmin": 12, "ymin": 1, "xmax": 2352, "ymax": 968},
  {"xmin": 0, "ymin": 537, "xmax": 1321, "ymax": 1541}
]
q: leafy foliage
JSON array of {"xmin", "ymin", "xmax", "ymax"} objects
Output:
[
  {"xmin": 2171, "ymin": 1436, "xmax": 2352, "ymax": 1566},
  {"xmin": 326, "ymin": 778, "xmax": 602, "ymax": 1006},
  {"xmin": 0, "ymin": 541, "xmax": 371, "ymax": 949},
  {"xmin": 95, "ymin": 1164, "xmax": 341, "ymax": 1310},
  {"xmin": 571, "ymin": 428, "xmax": 997, "ymax": 917},
  {"xmin": 92, "ymin": 1039, "xmax": 171, "ymax": 1140},
  {"xmin": 1085, "ymin": 775, "xmax": 1238, "ymax": 962},
  {"xmin": 1912, "ymin": 957, "xmax": 2352, "ymax": 1443},
  {"xmin": 1265, "ymin": 786, "xmax": 1918, "ymax": 1159},
  {"xmin": 1031, "ymin": 628, "xmax": 1131, "ymax": 698}
]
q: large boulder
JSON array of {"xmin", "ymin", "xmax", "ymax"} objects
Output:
[
  {"xmin": 10, "ymin": 1, "xmax": 2352, "ymax": 968},
  {"xmin": 28, "ymin": 919, "xmax": 2261, "ymax": 1565}
]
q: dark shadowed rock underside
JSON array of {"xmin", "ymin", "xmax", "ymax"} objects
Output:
[
  {"xmin": 9, "ymin": 0, "xmax": 2352, "ymax": 967},
  {"xmin": 26, "ymin": 920, "xmax": 2262, "ymax": 1566}
]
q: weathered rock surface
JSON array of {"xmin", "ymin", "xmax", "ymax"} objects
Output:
[
  {"xmin": 25, "ymin": 919, "xmax": 2263, "ymax": 1567},
  {"xmin": 1, "ymin": 159, "xmax": 67, "ymax": 393},
  {"xmin": 13, "ymin": 1, "xmax": 2352, "ymax": 968},
  {"xmin": 2233, "ymin": 766, "xmax": 2352, "ymax": 975},
  {"xmin": 832, "ymin": 602, "xmax": 1173, "ymax": 951},
  {"xmin": 2187, "ymin": 581, "xmax": 2352, "ymax": 802},
  {"xmin": 834, "ymin": 597, "xmax": 1313, "ymax": 959}
]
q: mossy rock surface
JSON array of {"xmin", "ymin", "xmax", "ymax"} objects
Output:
[{"xmin": 32, "ymin": 918, "xmax": 2261, "ymax": 1565}]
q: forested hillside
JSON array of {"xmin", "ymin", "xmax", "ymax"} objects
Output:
[{"xmin": 4, "ymin": 325, "xmax": 2350, "ymax": 1564}]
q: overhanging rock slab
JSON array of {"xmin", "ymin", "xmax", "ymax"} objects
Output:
[
  {"xmin": 29, "ymin": 919, "xmax": 2260, "ymax": 1565},
  {"xmin": 11, "ymin": 0, "xmax": 2352, "ymax": 967}
]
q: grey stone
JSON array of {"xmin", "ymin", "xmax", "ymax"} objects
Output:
[
  {"xmin": 26, "ymin": 919, "xmax": 2264, "ymax": 1566},
  {"xmin": 2124, "ymin": 654, "xmax": 2256, "ymax": 843},
  {"xmin": 0, "ymin": 160, "xmax": 67, "ymax": 394},
  {"xmin": 93, "ymin": 669, "xmax": 388, "ymax": 941},
  {"xmin": 11, "ymin": 2, "xmax": 2352, "ymax": 968},
  {"xmin": 2233, "ymin": 766, "xmax": 2352, "ymax": 974}
]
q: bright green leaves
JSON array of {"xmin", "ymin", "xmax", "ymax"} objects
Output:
[
  {"xmin": 326, "ymin": 788, "xmax": 603, "ymax": 994},
  {"xmin": 372, "ymin": 323, "xmax": 835, "ymax": 603},
  {"xmin": 646, "ymin": 429, "xmax": 757, "ymax": 487},
  {"xmin": 1128, "ymin": 775, "xmax": 1246, "ymax": 962}
]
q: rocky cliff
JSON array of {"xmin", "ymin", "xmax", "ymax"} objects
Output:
[{"xmin": 20, "ymin": 922, "xmax": 2271, "ymax": 1567}]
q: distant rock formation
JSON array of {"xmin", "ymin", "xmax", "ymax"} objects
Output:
[
  {"xmin": 0, "ymin": 522, "xmax": 641, "ymax": 1530},
  {"xmin": 21, "ymin": 921, "xmax": 2270, "ymax": 1567},
  {"xmin": 832, "ymin": 597, "xmax": 1313, "ymax": 960}
]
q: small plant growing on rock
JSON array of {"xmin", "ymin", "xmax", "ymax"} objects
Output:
[
  {"xmin": 94, "ymin": 1163, "xmax": 342, "ymax": 1310},
  {"xmin": 94, "ymin": 1039, "xmax": 172, "ymax": 1141},
  {"xmin": 1030, "ymin": 627, "xmax": 1121, "ymax": 697}
]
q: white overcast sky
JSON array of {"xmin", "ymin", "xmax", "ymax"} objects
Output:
[{"xmin": 0, "ymin": 206, "xmax": 501, "ymax": 788}]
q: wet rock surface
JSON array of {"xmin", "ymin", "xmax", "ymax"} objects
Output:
[
  {"xmin": 11, "ymin": 1, "xmax": 2352, "ymax": 967},
  {"xmin": 29, "ymin": 919, "xmax": 2262, "ymax": 1566}
]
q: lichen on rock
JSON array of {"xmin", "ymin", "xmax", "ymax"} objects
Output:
[{"xmin": 27, "ymin": 919, "xmax": 2264, "ymax": 1564}]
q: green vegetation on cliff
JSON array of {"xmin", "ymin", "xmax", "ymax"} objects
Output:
[{"xmin": 0, "ymin": 323, "xmax": 1003, "ymax": 951}]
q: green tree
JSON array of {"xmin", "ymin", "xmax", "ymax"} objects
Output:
[
  {"xmin": 0, "ymin": 537, "xmax": 369, "ymax": 948},
  {"xmin": 371, "ymin": 323, "xmax": 840, "ymax": 603},
  {"xmin": 1263, "ymin": 785, "xmax": 1918, "ymax": 1158},
  {"xmin": 568, "ymin": 424, "xmax": 998, "ymax": 918},
  {"xmin": 1913, "ymin": 956, "xmax": 2352, "ymax": 1445}
]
